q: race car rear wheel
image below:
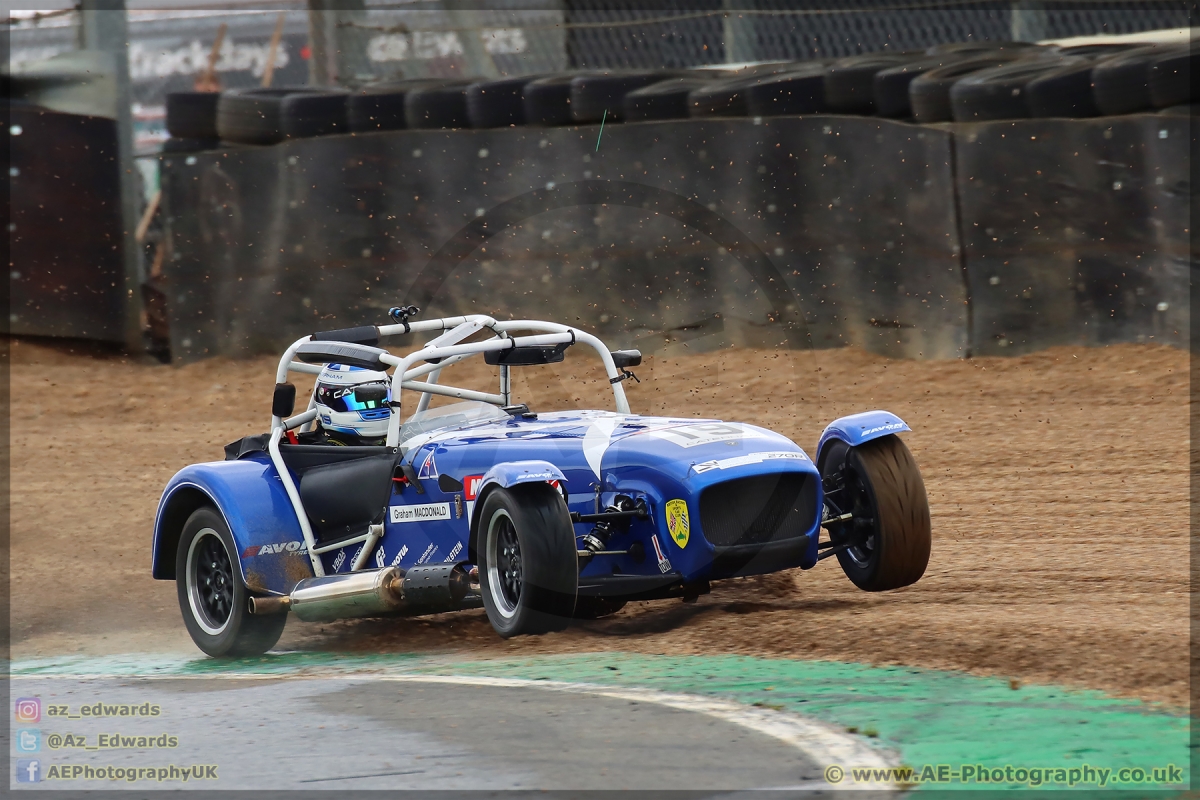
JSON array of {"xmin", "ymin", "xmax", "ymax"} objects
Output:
[
  {"xmin": 478, "ymin": 483, "xmax": 578, "ymax": 637},
  {"xmin": 820, "ymin": 435, "xmax": 930, "ymax": 592},
  {"xmin": 176, "ymin": 507, "xmax": 287, "ymax": 657}
]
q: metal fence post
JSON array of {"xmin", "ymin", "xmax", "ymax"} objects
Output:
[
  {"xmin": 79, "ymin": 0, "xmax": 143, "ymax": 354},
  {"xmin": 723, "ymin": 0, "xmax": 756, "ymax": 64},
  {"xmin": 306, "ymin": 0, "xmax": 331, "ymax": 85},
  {"xmin": 308, "ymin": 0, "xmax": 377, "ymax": 87},
  {"xmin": 445, "ymin": 4, "xmax": 500, "ymax": 80},
  {"xmin": 1011, "ymin": 1, "xmax": 1048, "ymax": 42}
]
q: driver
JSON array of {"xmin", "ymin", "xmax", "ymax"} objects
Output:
[{"xmin": 312, "ymin": 363, "xmax": 393, "ymax": 446}]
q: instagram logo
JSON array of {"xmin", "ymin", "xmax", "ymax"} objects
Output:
[{"xmin": 14, "ymin": 698, "xmax": 40, "ymax": 723}]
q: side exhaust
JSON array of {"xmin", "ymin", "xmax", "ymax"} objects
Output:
[{"xmin": 249, "ymin": 563, "xmax": 481, "ymax": 622}]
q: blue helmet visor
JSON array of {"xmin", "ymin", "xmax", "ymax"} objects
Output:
[{"xmin": 315, "ymin": 381, "xmax": 391, "ymax": 413}]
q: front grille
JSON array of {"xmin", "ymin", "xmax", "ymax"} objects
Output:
[{"xmin": 699, "ymin": 472, "xmax": 816, "ymax": 547}]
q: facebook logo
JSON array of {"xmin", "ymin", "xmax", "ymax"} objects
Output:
[{"xmin": 16, "ymin": 759, "xmax": 41, "ymax": 783}]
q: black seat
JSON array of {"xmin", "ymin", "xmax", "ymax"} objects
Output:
[{"xmin": 279, "ymin": 444, "xmax": 395, "ymax": 545}]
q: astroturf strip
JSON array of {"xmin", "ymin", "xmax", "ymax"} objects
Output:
[{"xmin": 11, "ymin": 650, "xmax": 1187, "ymax": 790}]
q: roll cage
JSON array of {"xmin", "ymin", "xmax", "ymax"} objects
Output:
[{"xmin": 263, "ymin": 315, "xmax": 633, "ymax": 578}]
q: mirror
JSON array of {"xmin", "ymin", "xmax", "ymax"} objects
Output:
[
  {"xmin": 484, "ymin": 343, "xmax": 568, "ymax": 366},
  {"xmin": 272, "ymin": 383, "xmax": 296, "ymax": 417},
  {"xmin": 611, "ymin": 349, "xmax": 642, "ymax": 368}
]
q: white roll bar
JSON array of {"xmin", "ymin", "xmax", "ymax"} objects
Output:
[{"xmin": 264, "ymin": 315, "xmax": 637, "ymax": 573}]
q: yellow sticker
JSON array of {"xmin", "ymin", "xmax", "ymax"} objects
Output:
[{"xmin": 665, "ymin": 499, "xmax": 689, "ymax": 548}]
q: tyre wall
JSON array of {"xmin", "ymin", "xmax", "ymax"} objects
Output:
[
  {"xmin": 954, "ymin": 115, "xmax": 1191, "ymax": 356},
  {"xmin": 9, "ymin": 106, "xmax": 125, "ymax": 341},
  {"xmin": 158, "ymin": 113, "xmax": 1188, "ymax": 362}
]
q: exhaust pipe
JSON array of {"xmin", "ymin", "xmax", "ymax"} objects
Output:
[
  {"xmin": 288, "ymin": 566, "xmax": 406, "ymax": 623},
  {"xmin": 248, "ymin": 595, "xmax": 291, "ymax": 616},
  {"xmin": 249, "ymin": 563, "xmax": 481, "ymax": 622}
]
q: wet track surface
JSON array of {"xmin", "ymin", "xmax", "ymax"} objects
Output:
[{"xmin": 11, "ymin": 674, "xmax": 843, "ymax": 793}]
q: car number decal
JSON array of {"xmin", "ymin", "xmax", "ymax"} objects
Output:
[
  {"xmin": 692, "ymin": 451, "xmax": 808, "ymax": 474},
  {"xmin": 646, "ymin": 422, "xmax": 759, "ymax": 448},
  {"xmin": 390, "ymin": 502, "xmax": 452, "ymax": 523}
]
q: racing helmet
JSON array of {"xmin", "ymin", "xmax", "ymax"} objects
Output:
[{"xmin": 313, "ymin": 363, "xmax": 393, "ymax": 441}]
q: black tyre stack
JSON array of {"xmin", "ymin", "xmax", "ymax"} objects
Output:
[
  {"xmin": 744, "ymin": 63, "xmax": 829, "ymax": 116},
  {"xmin": 160, "ymin": 34, "xmax": 1199, "ymax": 151},
  {"xmin": 825, "ymin": 52, "xmax": 924, "ymax": 114},
  {"xmin": 570, "ymin": 70, "xmax": 685, "ymax": 123},
  {"xmin": 624, "ymin": 77, "xmax": 713, "ymax": 121},
  {"xmin": 908, "ymin": 54, "xmax": 1023, "ymax": 122},
  {"xmin": 1094, "ymin": 43, "xmax": 1194, "ymax": 115},
  {"xmin": 405, "ymin": 81, "xmax": 473, "ymax": 129},
  {"xmin": 213, "ymin": 88, "xmax": 349, "ymax": 144},
  {"xmin": 467, "ymin": 75, "xmax": 544, "ymax": 128},
  {"xmin": 522, "ymin": 73, "xmax": 583, "ymax": 126},
  {"xmin": 347, "ymin": 80, "xmax": 445, "ymax": 133},
  {"xmin": 949, "ymin": 57, "xmax": 1089, "ymax": 121},
  {"xmin": 165, "ymin": 92, "xmax": 221, "ymax": 152}
]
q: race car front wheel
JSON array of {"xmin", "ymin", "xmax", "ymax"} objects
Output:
[
  {"xmin": 478, "ymin": 483, "xmax": 578, "ymax": 637},
  {"xmin": 820, "ymin": 435, "xmax": 931, "ymax": 592},
  {"xmin": 175, "ymin": 507, "xmax": 287, "ymax": 657}
]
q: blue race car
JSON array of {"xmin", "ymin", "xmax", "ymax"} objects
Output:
[{"xmin": 152, "ymin": 311, "xmax": 931, "ymax": 656}]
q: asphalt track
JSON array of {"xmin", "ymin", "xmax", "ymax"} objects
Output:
[
  {"xmin": 9, "ymin": 670, "xmax": 889, "ymax": 794},
  {"xmin": 10, "ymin": 652, "xmax": 1188, "ymax": 793}
]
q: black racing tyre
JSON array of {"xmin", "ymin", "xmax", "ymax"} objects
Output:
[
  {"xmin": 688, "ymin": 76, "xmax": 753, "ymax": 117},
  {"xmin": 216, "ymin": 88, "xmax": 297, "ymax": 144},
  {"xmin": 743, "ymin": 63, "xmax": 829, "ymax": 116},
  {"xmin": 1149, "ymin": 48, "xmax": 1198, "ymax": 108},
  {"xmin": 346, "ymin": 80, "xmax": 442, "ymax": 132},
  {"xmin": 166, "ymin": 92, "xmax": 220, "ymax": 139},
  {"xmin": 925, "ymin": 41, "xmax": 1043, "ymax": 57},
  {"xmin": 478, "ymin": 483, "xmax": 578, "ymax": 637},
  {"xmin": 572, "ymin": 596, "xmax": 628, "ymax": 620},
  {"xmin": 908, "ymin": 54, "xmax": 1023, "ymax": 122},
  {"xmin": 570, "ymin": 70, "xmax": 682, "ymax": 122},
  {"xmin": 467, "ymin": 75, "xmax": 542, "ymax": 127},
  {"xmin": 820, "ymin": 436, "xmax": 930, "ymax": 592},
  {"xmin": 624, "ymin": 77, "xmax": 713, "ymax": 121},
  {"xmin": 873, "ymin": 56, "xmax": 968, "ymax": 117},
  {"xmin": 1026, "ymin": 60, "xmax": 1103, "ymax": 118},
  {"xmin": 825, "ymin": 52, "xmax": 923, "ymax": 113},
  {"xmin": 949, "ymin": 57, "xmax": 1086, "ymax": 121},
  {"xmin": 175, "ymin": 507, "xmax": 286, "ymax": 657},
  {"xmin": 688, "ymin": 63, "xmax": 816, "ymax": 117},
  {"xmin": 1092, "ymin": 44, "xmax": 1177, "ymax": 116},
  {"xmin": 405, "ymin": 81, "xmax": 472, "ymax": 129},
  {"xmin": 523, "ymin": 73, "xmax": 585, "ymax": 126},
  {"xmin": 281, "ymin": 90, "xmax": 349, "ymax": 138},
  {"xmin": 1052, "ymin": 43, "xmax": 1142, "ymax": 60}
]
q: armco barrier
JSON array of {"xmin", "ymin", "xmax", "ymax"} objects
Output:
[
  {"xmin": 158, "ymin": 113, "xmax": 1186, "ymax": 362},
  {"xmin": 10, "ymin": 105, "xmax": 124, "ymax": 341}
]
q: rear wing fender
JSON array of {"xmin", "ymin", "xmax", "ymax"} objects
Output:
[{"xmin": 151, "ymin": 460, "xmax": 309, "ymax": 595}]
